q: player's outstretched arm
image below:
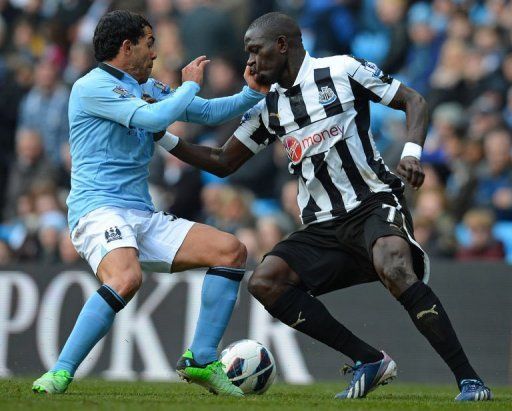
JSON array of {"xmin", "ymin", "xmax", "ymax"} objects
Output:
[
  {"xmin": 130, "ymin": 56, "xmax": 209, "ymax": 132},
  {"xmin": 388, "ymin": 84, "xmax": 429, "ymax": 189},
  {"xmin": 178, "ymin": 66, "xmax": 269, "ymax": 126},
  {"xmin": 158, "ymin": 133, "xmax": 253, "ymax": 177}
]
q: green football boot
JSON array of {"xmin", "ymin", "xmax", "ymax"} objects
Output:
[
  {"xmin": 32, "ymin": 370, "xmax": 73, "ymax": 394},
  {"xmin": 176, "ymin": 349, "xmax": 243, "ymax": 397}
]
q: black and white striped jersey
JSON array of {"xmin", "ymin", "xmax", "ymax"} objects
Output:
[{"xmin": 234, "ymin": 52, "xmax": 405, "ymax": 225}]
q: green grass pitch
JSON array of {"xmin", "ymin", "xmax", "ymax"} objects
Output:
[{"xmin": 1, "ymin": 379, "xmax": 511, "ymax": 410}]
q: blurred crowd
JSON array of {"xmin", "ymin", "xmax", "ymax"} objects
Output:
[{"xmin": 1, "ymin": 0, "xmax": 512, "ymax": 268}]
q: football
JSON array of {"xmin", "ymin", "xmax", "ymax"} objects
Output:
[{"xmin": 220, "ymin": 339, "xmax": 276, "ymax": 394}]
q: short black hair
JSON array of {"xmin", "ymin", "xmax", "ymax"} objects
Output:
[
  {"xmin": 247, "ymin": 12, "xmax": 302, "ymax": 44},
  {"xmin": 93, "ymin": 10, "xmax": 152, "ymax": 62}
]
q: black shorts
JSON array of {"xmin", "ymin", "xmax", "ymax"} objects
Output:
[{"xmin": 267, "ymin": 194, "xmax": 429, "ymax": 296}]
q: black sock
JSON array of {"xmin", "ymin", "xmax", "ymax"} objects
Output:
[
  {"xmin": 398, "ymin": 281, "xmax": 480, "ymax": 385},
  {"xmin": 266, "ymin": 285, "xmax": 383, "ymax": 364}
]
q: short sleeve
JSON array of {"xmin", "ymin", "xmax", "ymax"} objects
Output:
[
  {"xmin": 77, "ymin": 80, "xmax": 148, "ymax": 128},
  {"xmin": 346, "ymin": 56, "xmax": 401, "ymax": 105},
  {"xmin": 233, "ymin": 101, "xmax": 275, "ymax": 154}
]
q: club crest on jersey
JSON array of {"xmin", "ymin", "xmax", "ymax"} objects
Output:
[
  {"xmin": 154, "ymin": 80, "xmax": 170, "ymax": 94},
  {"xmin": 283, "ymin": 136, "xmax": 303, "ymax": 164},
  {"xmin": 240, "ymin": 111, "xmax": 252, "ymax": 125},
  {"xmin": 105, "ymin": 226, "xmax": 122, "ymax": 243},
  {"xmin": 113, "ymin": 86, "xmax": 135, "ymax": 98},
  {"xmin": 318, "ymin": 86, "xmax": 337, "ymax": 106}
]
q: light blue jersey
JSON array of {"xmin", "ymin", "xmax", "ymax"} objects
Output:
[{"xmin": 67, "ymin": 63, "xmax": 264, "ymax": 230}]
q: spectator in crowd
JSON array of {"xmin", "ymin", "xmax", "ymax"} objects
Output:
[
  {"xmin": 3, "ymin": 128, "xmax": 57, "ymax": 221},
  {"xmin": 446, "ymin": 9, "xmax": 473, "ymax": 42},
  {"xmin": 33, "ymin": 187, "xmax": 67, "ymax": 263},
  {"xmin": 178, "ymin": 0, "xmax": 240, "ymax": 64},
  {"xmin": 17, "ymin": 58, "xmax": 69, "ymax": 165},
  {"xmin": 235, "ymin": 226, "xmax": 259, "ymax": 269},
  {"xmin": 423, "ymin": 102, "xmax": 465, "ymax": 164},
  {"xmin": 256, "ymin": 215, "xmax": 290, "ymax": 256},
  {"xmin": 456, "ymin": 208, "xmax": 506, "ymax": 261},
  {"xmin": 62, "ymin": 42, "xmax": 94, "ymax": 86},
  {"xmin": 414, "ymin": 188, "xmax": 457, "ymax": 258},
  {"xmin": 58, "ymin": 229, "xmax": 80, "ymax": 264},
  {"xmin": 376, "ymin": 0, "xmax": 409, "ymax": 74},
  {"xmin": 9, "ymin": 16, "xmax": 44, "ymax": 62},
  {"xmin": 443, "ymin": 125, "xmax": 479, "ymax": 221},
  {"xmin": 200, "ymin": 183, "xmax": 225, "ymax": 228},
  {"xmin": 428, "ymin": 40, "xmax": 468, "ymax": 110},
  {"xmin": 300, "ymin": 0, "xmax": 357, "ymax": 57},
  {"xmin": 0, "ymin": 0, "xmax": 21, "ymax": 43},
  {"xmin": 467, "ymin": 95, "xmax": 504, "ymax": 141},
  {"xmin": 280, "ymin": 179, "xmax": 302, "ymax": 228},
  {"xmin": 473, "ymin": 128, "xmax": 512, "ymax": 220},
  {"xmin": 400, "ymin": 2, "xmax": 443, "ymax": 96},
  {"xmin": 216, "ymin": 185, "xmax": 255, "ymax": 234},
  {"xmin": 0, "ymin": 56, "xmax": 33, "ymax": 221},
  {"xmin": 152, "ymin": 18, "xmax": 183, "ymax": 73}
]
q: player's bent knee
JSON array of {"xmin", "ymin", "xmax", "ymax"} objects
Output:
[
  {"xmin": 373, "ymin": 237, "xmax": 409, "ymax": 273},
  {"xmin": 248, "ymin": 268, "xmax": 287, "ymax": 305},
  {"xmin": 373, "ymin": 236, "xmax": 417, "ymax": 297},
  {"xmin": 380, "ymin": 264, "xmax": 417, "ymax": 297},
  {"xmin": 106, "ymin": 270, "xmax": 142, "ymax": 301},
  {"xmin": 247, "ymin": 271, "xmax": 273, "ymax": 301},
  {"xmin": 216, "ymin": 234, "xmax": 247, "ymax": 268}
]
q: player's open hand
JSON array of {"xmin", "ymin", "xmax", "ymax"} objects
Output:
[
  {"xmin": 182, "ymin": 56, "xmax": 210, "ymax": 87},
  {"xmin": 244, "ymin": 66, "xmax": 270, "ymax": 94},
  {"xmin": 397, "ymin": 157, "xmax": 425, "ymax": 190}
]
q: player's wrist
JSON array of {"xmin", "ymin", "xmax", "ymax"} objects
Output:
[
  {"xmin": 243, "ymin": 85, "xmax": 266, "ymax": 98},
  {"xmin": 157, "ymin": 131, "xmax": 180, "ymax": 152},
  {"xmin": 182, "ymin": 80, "xmax": 200, "ymax": 92},
  {"xmin": 401, "ymin": 142, "xmax": 422, "ymax": 160}
]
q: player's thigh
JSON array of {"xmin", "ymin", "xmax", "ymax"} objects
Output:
[
  {"xmin": 71, "ymin": 206, "xmax": 139, "ymax": 274},
  {"xmin": 252, "ymin": 254, "xmax": 301, "ymax": 286},
  {"xmin": 266, "ymin": 234, "xmax": 376, "ymax": 297},
  {"xmin": 137, "ymin": 213, "xmax": 244, "ymax": 273},
  {"xmin": 171, "ymin": 223, "xmax": 245, "ymax": 272},
  {"xmin": 71, "ymin": 206, "xmax": 142, "ymax": 300},
  {"xmin": 136, "ymin": 212, "xmax": 196, "ymax": 273},
  {"xmin": 364, "ymin": 203, "xmax": 430, "ymax": 283}
]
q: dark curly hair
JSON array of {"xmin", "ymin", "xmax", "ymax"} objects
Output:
[{"xmin": 93, "ymin": 10, "xmax": 152, "ymax": 62}]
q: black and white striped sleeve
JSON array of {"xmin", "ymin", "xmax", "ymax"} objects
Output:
[
  {"xmin": 345, "ymin": 56, "xmax": 401, "ymax": 105},
  {"xmin": 233, "ymin": 101, "xmax": 275, "ymax": 154}
]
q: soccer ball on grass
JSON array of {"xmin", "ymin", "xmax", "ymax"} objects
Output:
[{"xmin": 220, "ymin": 339, "xmax": 276, "ymax": 394}]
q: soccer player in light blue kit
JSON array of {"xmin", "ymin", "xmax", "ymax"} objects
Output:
[{"xmin": 32, "ymin": 10, "xmax": 268, "ymax": 396}]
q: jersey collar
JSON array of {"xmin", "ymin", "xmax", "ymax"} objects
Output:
[
  {"xmin": 293, "ymin": 51, "xmax": 312, "ymax": 86},
  {"xmin": 98, "ymin": 62, "xmax": 124, "ymax": 79},
  {"xmin": 275, "ymin": 51, "xmax": 312, "ymax": 93},
  {"xmin": 98, "ymin": 62, "xmax": 140, "ymax": 86}
]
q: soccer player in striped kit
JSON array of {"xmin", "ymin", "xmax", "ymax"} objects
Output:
[{"xmin": 162, "ymin": 12, "xmax": 491, "ymax": 401}]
